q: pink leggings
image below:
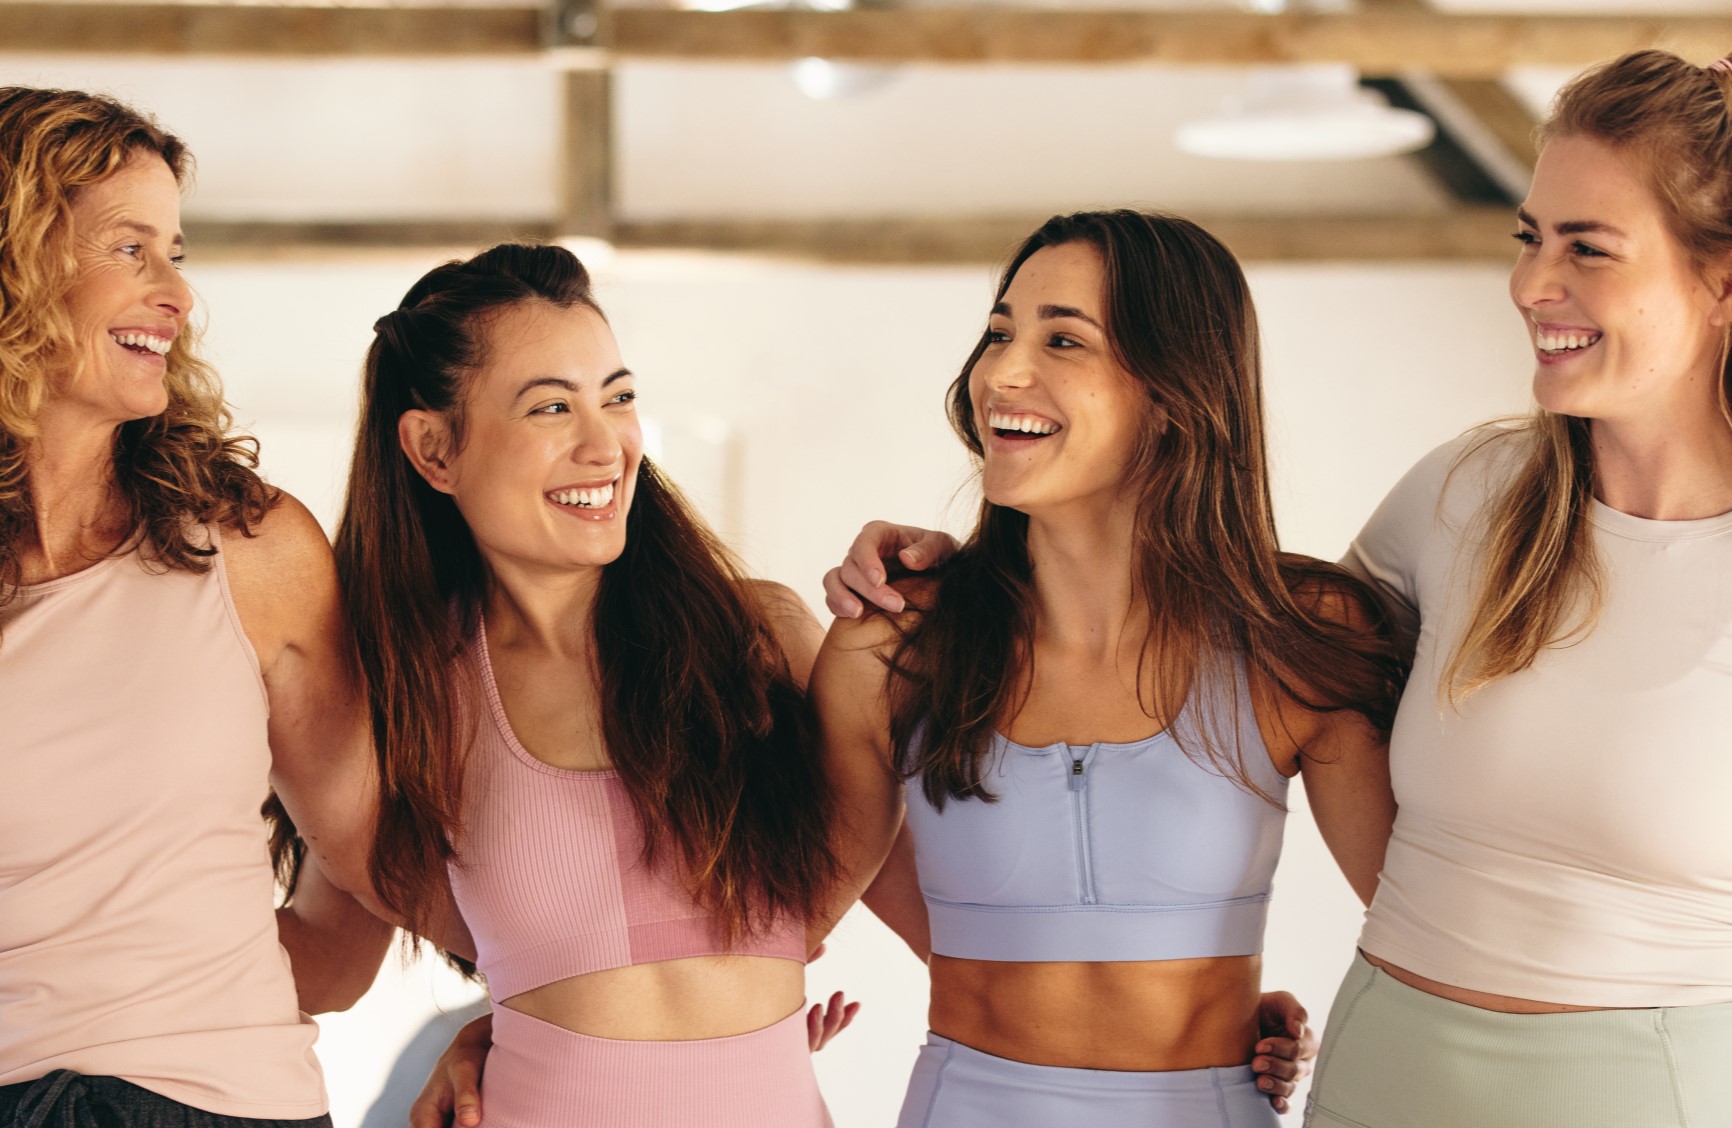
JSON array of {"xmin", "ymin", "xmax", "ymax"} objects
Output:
[{"xmin": 481, "ymin": 1004, "xmax": 831, "ymax": 1128}]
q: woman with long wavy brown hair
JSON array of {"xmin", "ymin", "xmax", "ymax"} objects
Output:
[
  {"xmin": 0, "ymin": 87, "xmax": 389, "ymax": 1127},
  {"xmin": 829, "ymin": 52, "xmax": 1732, "ymax": 1128},
  {"xmin": 335, "ymin": 241, "xmax": 849, "ymax": 1128},
  {"xmin": 811, "ymin": 210, "xmax": 1406, "ymax": 1127}
]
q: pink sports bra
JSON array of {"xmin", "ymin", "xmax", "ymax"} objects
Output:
[{"xmin": 447, "ymin": 621, "xmax": 806, "ymax": 1002}]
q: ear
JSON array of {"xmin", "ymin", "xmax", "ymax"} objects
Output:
[
  {"xmin": 1705, "ymin": 254, "xmax": 1732, "ymax": 328},
  {"xmin": 398, "ymin": 409, "xmax": 459, "ymax": 495}
]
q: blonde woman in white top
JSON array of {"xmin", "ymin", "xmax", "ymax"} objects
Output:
[{"xmin": 824, "ymin": 49, "xmax": 1732, "ymax": 1128}]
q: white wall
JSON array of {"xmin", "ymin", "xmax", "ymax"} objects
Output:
[{"xmin": 189, "ymin": 250, "xmax": 1533, "ymax": 1127}]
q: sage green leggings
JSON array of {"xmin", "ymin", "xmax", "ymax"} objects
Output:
[{"xmin": 1305, "ymin": 953, "xmax": 1732, "ymax": 1128}]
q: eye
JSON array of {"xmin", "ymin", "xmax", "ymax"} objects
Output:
[
  {"xmin": 1571, "ymin": 241, "xmax": 1608, "ymax": 259},
  {"xmin": 1047, "ymin": 333, "xmax": 1081, "ymax": 349},
  {"xmin": 118, "ymin": 243, "xmax": 143, "ymax": 258},
  {"xmin": 984, "ymin": 328, "xmax": 1010, "ymax": 345},
  {"xmin": 607, "ymin": 388, "xmax": 637, "ymax": 407},
  {"xmin": 1511, "ymin": 231, "xmax": 1538, "ymax": 248},
  {"xmin": 170, "ymin": 253, "xmax": 187, "ymax": 269},
  {"xmin": 529, "ymin": 401, "xmax": 569, "ymax": 416}
]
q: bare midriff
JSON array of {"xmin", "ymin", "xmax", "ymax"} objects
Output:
[
  {"xmin": 1360, "ymin": 952, "xmax": 1618, "ymax": 1015},
  {"xmin": 501, "ymin": 954, "xmax": 805, "ymax": 1041},
  {"xmin": 930, "ymin": 954, "xmax": 1262, "ymax": 1070}
]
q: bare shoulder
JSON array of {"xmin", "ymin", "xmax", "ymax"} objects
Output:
[
  {"xmin": 220, "ymin": 492, "xmax": 342, "ymax": 668},
  {"xmin": 742, "ymin": 579, "xmax": 824, "ymax": 688},
  {"xmin": 220, "ymin": 491, "xmax": 336, "ymax": 588}
]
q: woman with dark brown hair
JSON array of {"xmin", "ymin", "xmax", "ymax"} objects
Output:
[
  {"xmin": 0, "ymin": 87, "xmax": 390, "ymax": 1126},
  {"xmin": 810, "ymin": 210, "xmax": 1405, "ymax": 1126},
  {"xmin": 336, "ymin": 242, "xmax": 850, "ymax": 1128}
]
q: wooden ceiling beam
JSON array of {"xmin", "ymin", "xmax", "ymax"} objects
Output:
[
  {"xmin": 182, "ymin": 210, "xmax": 1519, "ymax": 264},
  {"xmin": 1, "ymin": 5, "xmax": 1729, "ymax": 74}
]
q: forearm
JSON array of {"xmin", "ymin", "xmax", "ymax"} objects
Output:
[{"xmin": 277, "ymin": 855, "xmax": 395, "ymax": 1014}]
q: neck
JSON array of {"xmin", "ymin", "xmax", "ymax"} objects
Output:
[
  {"xmin": 23, "ymin": 412, "xmax": 128, "ymax": 577},
  {"xmin": 1589, "ymin": 397, "xmax": 1732, "ymax": 521},
  {"xmin": 481, "ymin": 553, "xmax": 604, "ymax": 659},
  {"xmin": 1023, "ymin": 496, "xmax": 1144, "ymax": 660}
]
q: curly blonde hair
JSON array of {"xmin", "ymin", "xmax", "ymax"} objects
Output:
[{"xmin": 0, "ymin": 86, "xmax": 273, "ymax": 600}]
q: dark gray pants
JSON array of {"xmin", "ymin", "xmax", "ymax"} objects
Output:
[{"xmin": 0, "ymin": 1072, "xmax": 333, "ymax": 1128}]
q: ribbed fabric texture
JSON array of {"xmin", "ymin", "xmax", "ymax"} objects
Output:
[
  {"xmin": 483, "ymin": 1005, "xmax": 830, "ymax": 1128},
  {"xmin": 448, "ymin": 620, "xmax": 806, "ymax": 1003},
  {"xmin": 0, "ymin": 528, "xmax": 327, "ymax": 1118},
  {"xmin": 1307, "ymin": 953, "xmax": 1732, "ymax": 1128}
]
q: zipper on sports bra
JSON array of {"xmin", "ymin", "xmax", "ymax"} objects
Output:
[{"xmin": 1069, "ymin": 747, "xmax": 1097, "ymax": 904}]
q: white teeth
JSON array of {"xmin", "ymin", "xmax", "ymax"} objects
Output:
[
  {"xmin": 988, "ymin": 411, "xmax": 1059, "ymax": 435},
  {"xmin": 1536, "ymin": 331, "xmax": 1601, "ymax": 353},
  {"xmin": 550, "ymin": 483, "xmax": 614, "ymax": 509},
  {"xmin": 110, "ymin": 331, "xmax": 171, "ymax": 356}
]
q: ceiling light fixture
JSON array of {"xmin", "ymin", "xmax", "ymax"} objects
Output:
[{"xmin": 1175, "ymin": 65, "xmax": 1436, "ymax": 161}]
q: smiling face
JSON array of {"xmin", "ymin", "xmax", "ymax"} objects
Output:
[
  {"xmin": 968, "ymin": 241, "xmax": 1149, "ymax": 518},
  {"xmin": 1511, "ymin": 133, "xmax": 1732, "ymax": 427},
  {"xmin": 402, "ymin": 299, "xmax": 642, "ymax": 576},
  {"xmin": 54, "ymin": 153, "xmax": 192, "ymax": 426}
]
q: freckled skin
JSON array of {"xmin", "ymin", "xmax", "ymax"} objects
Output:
[
  {"xmin": 1510, "ymin": 136, "xmax": 1729, "ymax": 428},
  {"xmin": 54, "ymin": 156, "xmax": 192, "ymax": 427}
]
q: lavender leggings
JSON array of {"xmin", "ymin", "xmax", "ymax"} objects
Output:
[{"xmin": 480, "ymin": 1005, "xmax": 830, "ymax": 1128}]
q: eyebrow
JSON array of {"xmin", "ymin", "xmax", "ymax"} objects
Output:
[
  {"xmin": 1515, "ymin": 208, "xmax": 1628, "ymax": 240},
  {"xmin": 112, "ymin": 220, "xmax": 185, "ymax": 248},
  {"xmin": 990, "ymin": 301, "xmax": 1104, "ymax": 330},
  {"xmin": 511, "ymin": 368, "xmax": 632, "ymax": 402}
]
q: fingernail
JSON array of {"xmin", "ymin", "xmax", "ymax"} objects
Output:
[
  {"xmin": 870, "ymin": 570, "xmax": 884, "ymax": 586},
  {"xmin": 903, "ymin": 548, "xmax": 922, "ymax": 564},
  {"xmin": 1259, "ymin": 1078, "xmax": 1274, "ymax": 1091},
  {"xmin": 888, "ymin": 595, "xmax": 905, "ymax": 613}
]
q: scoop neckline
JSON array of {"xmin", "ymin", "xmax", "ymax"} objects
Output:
[
  {"xmin": 475, "ymin": 614, "xmax": 619, "ymax": 780},
  {"xmin": 9, "ymin": 550, "xmax": 129, "ymax": 597},
  {"xmin": 1589, "ymin": 498, "xmax": 1732, "ymax": 543}
]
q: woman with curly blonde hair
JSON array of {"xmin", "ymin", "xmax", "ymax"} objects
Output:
[{"xmin": 0, "ymin": 87, "xmax": 390, "ymax": 1127}]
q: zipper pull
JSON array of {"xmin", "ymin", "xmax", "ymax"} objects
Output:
[{"xmin": 1069, "ymin": 753, "xmax": 1086, "ymax": 791}]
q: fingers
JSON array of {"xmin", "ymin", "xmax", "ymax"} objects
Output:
[
  {"xmin": 898, "ymin": 530, "xmax": 956, "ymax": 572},
  {"xmin": 807, "ymin": 992, "xmax": 862, "ymax": 1052},
  {"xmin": 449, "ymin": 1061, "xmax": 482, "ymax": 1128},
  {"xmin": 822, "ymin": 567, "xmax": 866, "ymax": 619}
]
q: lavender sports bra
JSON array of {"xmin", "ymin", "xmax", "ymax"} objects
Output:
[{"xmin": 902, "ymin": 661, "xmax": 1289, "ymax": 963}]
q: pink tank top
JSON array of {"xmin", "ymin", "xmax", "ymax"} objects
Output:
[
  {"xmin": 448, "ymin": 620, "xmax": 806, "ymax": 1003},
  {"xmin": 0, "ymin": 527, "xmax": 326, "ymax": 1118}
]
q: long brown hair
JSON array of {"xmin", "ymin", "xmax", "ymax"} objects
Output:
[
  {"xmin": 0, "ymin": 86, "xmax": 272, "ymax": 606},
  {"xmin": 888, "ymin": 210, "xmax": 1407, "ymax": 808},
  {"xmin": 337, "ymin": 243, "xmax": 837, "ymax": 940},
  {"xmin": 1444, "ymin": 50, "xmax": 1732, "ymax": 699}
]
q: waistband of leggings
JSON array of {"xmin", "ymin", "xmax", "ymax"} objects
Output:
[
  {"xmin": 921, "ymin": 1032, "xmax": 1260, "ymax": 1094},
  {"xmin": 491, "ymin": 1000, "xmax": 810, "ymax": 1053},
  {"xmin": 1347, "ymin": 951, "xmax": 1732, "ymax": 1031}
]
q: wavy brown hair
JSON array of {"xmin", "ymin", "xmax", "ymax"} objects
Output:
[
  {"xmin": 337, "ymin": 243, "xmax": 837, "ymax": 941},
  {"xmin": 887, "ymin": 211, "xmax": 1408, "ymax": 808},
  {"xmin": 1444, "ymin": 50, "xmax": 1732, "ymax": 699},
  {"xmin": 0, "ymin": 86, "xmax": 273, "ymax": 608}
]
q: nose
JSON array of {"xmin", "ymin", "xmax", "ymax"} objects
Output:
[
  {"xmin": 980, "ymin": 338, "xmax": 1037, "ymax": 393},
  {"xmin": 1510, "ymin": 244, "xmax": 1565, "ymax": 313},
  {"xmin": 568, "ymin": 407, "xmax": 625, "ymax": 469},
  {"xmin": 148, "ymin": 256, "xmax": 194, "ymax": 322}
]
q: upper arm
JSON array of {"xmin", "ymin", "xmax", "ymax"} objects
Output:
[
  {"xmin": 1339, "ymin": 440, "xmax": 1470, "ymax": 641},
  {"xmin": 1251, "ymin": 581, "xmax": 1396, "ymax": 906},
  {"xmin": 222, "ymin": 494, "xmax": 378, "ymax": 900},
  {"xmin": 808, "ymin": 607, "xmax": 910, "ymax": 939}
]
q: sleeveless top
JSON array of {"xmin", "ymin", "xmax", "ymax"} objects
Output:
[
  {"xmin": 0, "ymin": 527, "xmax": 327, "ymax": 1117},
  {"xmin": 904, "ymin": 659, "xmax": 1289, "ymax": 963},
  {"xmin": 448, "ymin": 620, "xmax": 805, "ymax": 1004},
  {"xmin": 1347, "ymin": 433, "xmax": 1732, "ymax": 1006}
]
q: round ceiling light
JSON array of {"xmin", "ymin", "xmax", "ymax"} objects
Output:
[{"xmin": 1175, "ymin": 66, "xmax": 1436, "ymax": 161}]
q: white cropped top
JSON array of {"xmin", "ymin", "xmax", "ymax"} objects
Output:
[{"xmin": 1346, "ymin": 431, "xmax": 1732, "ymax": 1007}]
